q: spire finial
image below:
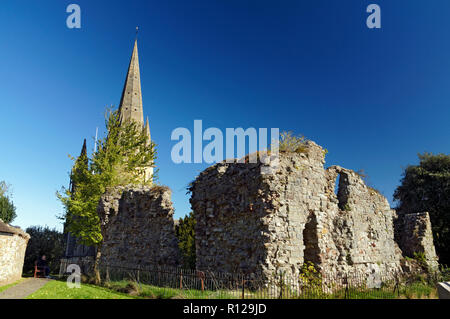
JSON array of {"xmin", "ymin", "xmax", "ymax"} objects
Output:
[{"xmin": 135, "ymin": 26, "xmax": 139, "ymax": 40}]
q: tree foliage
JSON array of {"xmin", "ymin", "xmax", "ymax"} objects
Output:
[
  {"xmin": 0, "ymin": 181, "xmax": 11, "ymax": 197},
  {"xmin": 0, "ymin": 181, "xmax": 16, "ymax": 224},
  {"xmin": 57, "ymin": 108, "xmax": 157, "ymax": 248},
  {"xmin": 394, "ymin": 153, "xmax": 450, "ymax": 266},
  {"xmin": 175, "ymin": 212, "xmax": 196, "ymax": 269},
  {"xmin": 23, "ymin": 226, "xmax": 65, "ymax": 274}
]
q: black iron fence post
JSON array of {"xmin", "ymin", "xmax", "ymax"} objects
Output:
[
  {"xmin": 180, "ymin": 273, "xmax": 183, "ymax": 290},
  {"xmin": 278, "ymin": 272, "xmax": 283, "ymax": 299},
  {"xmin": 84, "ymin": 263, "xmax": 429, "ymax": 300},
  {"xmin": 106, "ymin": 265, "xmax": 110, "ymax": 283},
  {"xmin": 393, "ymin": 274, "xmax": 400, "ymax": 297},
  {"xmin": 344, "ymin": 274, "xmax": 349, "ymax": 299}
]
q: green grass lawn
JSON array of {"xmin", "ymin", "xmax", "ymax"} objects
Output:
[
  {"xmin": 25, "ymin": 279, "xmax": 236, "ymax": 299},
  {"xmin": 103, "ymin": 280, "xmax": 237, "ymax": 299},
  {"xmin": 23, "ymin": 278, "xmax": 438, "ymax": 299},
  {"xmin": 0, "ymin": 279, "xmax": 24, "ymax": 293},
  {"xmin": 26, "ymin": 280, "xmax": 138, "ymax": 299}
]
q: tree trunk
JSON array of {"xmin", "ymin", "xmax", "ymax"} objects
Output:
[{"xmin": 93, "ymin": 246, "xmax": 102, "ymax": 285}]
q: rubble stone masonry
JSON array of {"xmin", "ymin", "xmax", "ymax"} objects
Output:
[
  {"xmin": 190, "ymin": 140, "xmax": 438, "ymax": 281},
  {"xmin": 0, "ymin": 220, "xmax": 30, "ymax": 285},
  {"xmin": 97, "ymin": 186, "xmax": 180, "ymax": 269}
]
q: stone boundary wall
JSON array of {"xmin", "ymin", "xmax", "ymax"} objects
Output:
[
  {"xmin": 0, "ymin": 220, "xmax": 30, "ymax": 285},
  {"xmin": 98, "ymin": 186, "xmax": 181, "ymax": 268}
]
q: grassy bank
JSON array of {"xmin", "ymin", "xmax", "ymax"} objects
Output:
[
  {"xmin": 26, "ymin": 280, "xmax": 137, "ymax": 299},
  {"xmin": 24, "ymin": 278, "xmax": 438, "ymax": 299}
]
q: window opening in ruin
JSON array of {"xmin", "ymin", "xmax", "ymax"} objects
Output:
[
  {"xmin": 335, "ymin": 173, "xmax": 350, "ymax": 211},
  {"xmin": 303, "ymin": 212, "xmax": 320, "ymax": 266},
  {"xmin": 334, "ymin": 174, "xmax": 340, "ymax": 196}
]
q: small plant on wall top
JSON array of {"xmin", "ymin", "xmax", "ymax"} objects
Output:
[{"xmin": 277, "ymin": 131, "xmax": 308, "ymax": 154}]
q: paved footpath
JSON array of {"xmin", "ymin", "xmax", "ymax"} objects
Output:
[{"xmin": 0, "ymin": 278, "xmax": 50, "ymax": 299}]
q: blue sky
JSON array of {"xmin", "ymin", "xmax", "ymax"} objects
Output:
[{"xmin": 1, "ymin": 0, "xmax": 449, "ymax": 231}]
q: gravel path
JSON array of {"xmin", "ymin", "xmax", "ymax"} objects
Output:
[{"xmin": 0, "ymin": 278, "xmax": 50, "ymax": 299}]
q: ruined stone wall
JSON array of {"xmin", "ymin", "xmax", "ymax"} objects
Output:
[
  {"xmin": 395, "ymin": 212, "xmax": 439, "ymax": 270},
  {"xmin": 98, "ymin": 186, "xmax": 181, "ymax": 268},
  {"xmin": 191, "ymin": 141, "xmax": 406, "ymax": 281},
  {"xmin": 326, "ymin": 167, "xmax": 403, "ymax": 276},
  {"xmin": 0, "ymin": 220, "xmax": 30, "ymax": 285},
  {"xmin": 191, "ymin": 142, "xmax": 331, "ymax": 278}
]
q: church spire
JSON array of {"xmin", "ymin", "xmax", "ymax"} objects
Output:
[
  {"xmin": 117, "ymin": 36, "xmax": 153, "ymax": 184},
  {"xmin": 80, "ymin": 138, "xmax": 87, "ymax": 158},
  {"xmin": 118, "ymin": 39, "xmax": 144, "ymax": 126},
  {"xmin": 144, "ymin": 116, "xmax": 151, "ymax": 142},
  {"xmin": 70, "ymin": 139, "xmax": 87, "ymax": 194}
]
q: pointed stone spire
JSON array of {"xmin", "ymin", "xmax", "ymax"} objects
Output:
[
  {"xmin": 118, "ymin": 39, "xmax": 144, "ymax": 126},
  {"xmin": 144, "ymin": 116, "xmax": 151, "ymax": 142},
  {"xmin": 117, "ymin": 36, "xmax": 153, "ymax": 184},
  {"xmin": 70, "ymin": 139, "xmax": 87, "ymax": 194}
]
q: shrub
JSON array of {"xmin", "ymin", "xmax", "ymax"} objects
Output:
[
  {"xmin": 299, "ymin": 261, "xmax": 323, "ymax": 295},
  {"xmin": 277, "ymin": 131, "xmax": 308, "ymax": 154}
]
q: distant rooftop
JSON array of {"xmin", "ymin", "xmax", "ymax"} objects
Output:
[{"xmin": 0, "ymin": 219, "xmax": 30, "ymax": 239}]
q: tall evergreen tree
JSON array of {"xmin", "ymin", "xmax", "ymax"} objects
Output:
[
  {"xmin": 394, "ymin": 153, "xmax": 450, "ymax": 266},
  {"xmin": 58, "ymin": 108, "xmax": 157, "ymax": 282},
  {"xmin": 175, "ymin": 212, "xmax": 196, "ymax": 269}
]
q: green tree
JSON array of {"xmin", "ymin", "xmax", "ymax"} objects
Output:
[
  {"xmin": 0, "ymin": 181, "xmax": 16, "ymax": 224},
  {"xmin": 57, "ymin": 108, "xmax": 157, "ymax": 282},
  {"xmin": 23, "ymin": 226, "xmax": 65, "ymax": 274},
  {"xmin": 0, "ymin": 181, "xmax": 10, "ymax": 197},
  {"xmin": 175, "ymin": 212, "xmax": 196, "ymax": 269},
  {"xmin": 394, "ymin": 153, "xmax": 450, "ymax": 266}
]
